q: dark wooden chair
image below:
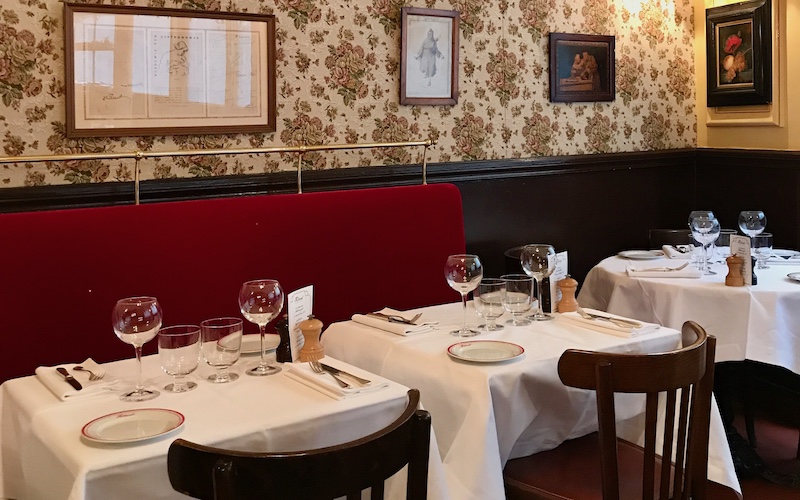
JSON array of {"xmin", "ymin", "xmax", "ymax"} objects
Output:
[
  {"xmin": 648, "ymin": 228, "xmax": 693, "ymax": 248},
  {"xmin": 504, "ymin": 321, "xmax": 721, "ymax": 500},
  {"xmin": 167, "ymin": 389, "xmax": 430, "ymax": 500}
]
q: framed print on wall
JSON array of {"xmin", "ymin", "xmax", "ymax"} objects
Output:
[
  {"xmin": 400, "ymin": 7, "xmax": 459, "ymax": 106},
  {"xmin": 64, "ymin": 2, "xmax": 276, "ymax": 138},
  {"xmin": 548, "ymin": 33, "xmax": 615, "ymax": 103},
  {"xmin": 705, "ymin": 0, "xmax": 771, "ymax": 107}
]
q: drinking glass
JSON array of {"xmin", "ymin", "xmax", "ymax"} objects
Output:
[
  {"xmin": 754, "ymin": 232, "xmax": 773, "ymax": 269},
  {"xmin": 200, "ymin": 317, "xmax": 243, "ymax": 383},
  {"xmin": 688, "ymin": 211, "xmax": 715, "ymax": 270},
  {"xmin": 444, "ymin": 254, "xmax": 483, "ymax": 337},
  {"xmin": 158, "ymin": 325, "xmax": 200, "ymax": 392},
  {"xmin": 474, "ymin": 278, "xmax": 506, "ymax": 331},
  {"xmin": 501, "ymin": 274, "xmax": 532, "ymax": 326},
  {"xmin": 738, "ymin": 211, "xmax": 767, "ymax": 247},
  {"xmin": 519, "ymin": 244, "xmax": 556, "ymax": 321},
  {"xmin": 238, "ymin": 279, "xmax": 284, "ymax": 375},
  {"xmin": 112, "ymin": 296, "xmax": 162, "ymax": 402},
  {"xmin": 690, "ymin": 217, "xmax": 721, "ymax": 275}
]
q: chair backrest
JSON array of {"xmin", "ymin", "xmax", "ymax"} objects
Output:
[
  {"xmin": 649, "ymin": 228, "xmax": 693, "ymax": 248},
  {"xmin": 557, "ymin": 322, "xmax": 716, "ymax": 500},
  {"xmin": 167, "ymin": 389, "xmax": 430, "ymax": 500}
]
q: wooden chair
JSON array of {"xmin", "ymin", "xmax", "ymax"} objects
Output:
[
  {"xmin": 649, "ymin": 228, "xmax": 693, "ymax": 248},
  {"xmin": 167, "ymin": 389, "xmax": 430, "ymax": 500},
  {"xmin": 504, "ymin": 321, "xmax": 718, "ymax": 500}
]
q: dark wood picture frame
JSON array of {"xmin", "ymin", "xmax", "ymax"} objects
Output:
[
  {"xmin": 549, "ymin": 33, "xmax": 615, "ymax": 103},
  {"xmin": 400, "ymin": 7, "xmax": 459, "ymax": 106},
  {"xmin": 64, "ymin": 2, "xmax": 276, "ymax": 138},
  {"xmin": 706, "ymin": 0, "xmax": 771, "ymax": 107}
]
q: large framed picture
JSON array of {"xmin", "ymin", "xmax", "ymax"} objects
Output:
[
  {"xmin": 549, "ymin": 33, "xmax": 615, "ymax": 103},
  {"xmin": 705, "ymin": 0, "xmax": 771, "ymax": 107},
  {"xmin": 64, "ymin": 3, "xmax": 276, "ymax": 138},
  {"xmin": 400, "ymin": 7, "xmax": 459, "ymax": 106}
]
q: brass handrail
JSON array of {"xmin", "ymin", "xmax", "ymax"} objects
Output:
[{"xmin": 0, "ymin": 139, "xmax": 435, "ymax": 203}]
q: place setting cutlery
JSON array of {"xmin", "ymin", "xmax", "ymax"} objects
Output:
[
  {"xmin": 575, "ymin": 305, "xmax": 642, "ymax": 329},
  {"xmin": 630, "ymin": 262, "xmax": 690, "ymax": 273},
  {"xmin": 366, "ymin": 311, "xmax": 423, "ymax": 325}
]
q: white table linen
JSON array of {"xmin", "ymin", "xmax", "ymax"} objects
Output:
[
  {"xmin": 0, "ymin": 354, "xmax": 448, "ymax": 500},
  {"xmin": 321, "ymin": 301, "xmax": 739, "ymax": 500},
  {"xmin": 579, "ymin": 255, "xmax": 800, "ymax": 372}
]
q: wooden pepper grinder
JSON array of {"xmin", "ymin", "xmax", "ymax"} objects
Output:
[
  {"xmin": 725, "ymin": 254, "xmax": 745, "ymax": 287},
  {"xmin": 556, "ymin": 276, "xmax": 579, "ymax": 313},
  {"xmin": 298, "ymin": 315, "xmax": 324, "ymax": 362}
]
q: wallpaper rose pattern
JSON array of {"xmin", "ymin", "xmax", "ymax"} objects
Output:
[{"xmin": 0, "ymin": 0, "xmax": 695, "ymax": 187}]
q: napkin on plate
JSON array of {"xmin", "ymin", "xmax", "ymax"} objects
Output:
[
  {"xmin": 557, "ymin": 309, "xmax": 660, "ymax": 338},
  {"xmin": 626, "ymin": 265, "xmax": 702, "ymax": 279},
  {"xmin": 35, "ymin": 358, "xmax": 119, "ymax": 401},
  {"xmin": 661, "ymin": 245, "xmax": 693, "ymax": 259},
  {"xmin": 284, "ymin": 359, "xmax": 388, "ymax": 400},
  {"xmin": 351, "ymin": 308, "xmax": 436, "ymax": 336}
]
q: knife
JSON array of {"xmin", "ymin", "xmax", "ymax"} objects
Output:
[
  {"xmin": 56, "ymin": 367, "xmax": 83, "ymax": 391},
  {"xmin": 319, "ymin": 363, "xmax": 371, "ymax": 386},
  {"xmin": 365, "ymin": 312, "xmax": 417, "ymax": 325}
]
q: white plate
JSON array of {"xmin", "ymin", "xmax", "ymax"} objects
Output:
[
  {"xmin": 447, "ymin": 340, "xmax": 524, "ymax": 363},
  {"xmin": 788, "ymin": 272, "xmax": 800, "ymax": 283},
  {"xmin": 81, "ymin": 408, "xmax": 184, "ymax": 444},
  {"xmin": 772, "ymin": 249, "xmax": 800, "ymax": 259},
  {"xmin": 241, "ymin": 334, "xmax": 281, "ymax": 354},
  {"xmin": 618, "ymin": 250, "xmax": 665, "ymax": 260}
]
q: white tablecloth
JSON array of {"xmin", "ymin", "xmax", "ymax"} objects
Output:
[
  {"xmin": 0, "ymin": 354, "xmax": 448, "ymax": 500},
  {"xmin": 321, "ymin": 302, "xmax": 739, "ymax": 500},
  {"xmin": 578, "ymin": 255, "xmax": 800, "ymax": 372}
]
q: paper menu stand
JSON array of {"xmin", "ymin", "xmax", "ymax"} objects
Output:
[
  {"xmin": 287, "ymin": 284, "xmax": 314, "ymax": 361},
  {"xmin": 730, "ymin": 235, "xmax": 753, "ymax": 285},
  {"xmin": 547, "ymin": 251, "xmax": 569, "ymax": 312}
]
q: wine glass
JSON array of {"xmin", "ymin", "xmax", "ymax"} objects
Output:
[
  {"xmin": 238, "ymin": 279, "xmax": 284, "ymax": 375},
  {"xmin": 690, "ymin": 217, "xmax": 721, "ymax": 275},
  {"xmin": 738, "ymin": 210, "xmax": 767, "ymax": 247},
  {"xmin": 520, "ymin": 244, "xmax": 556, "ymax": 321},
  {"xmin": 688, "ymin": 211, "xmax": 715, "ymax": 269},
  {"xmin": 474, "ymin": 278, "xmax": 506, "ymax": 332},
  {"xmin": 754, "ymin": 232, "xmax": 773, "ymax": 269},
  {"xmin": 500, "ymin": 274, "xmax": 532, "ymax": 326},
  {"xmin": 444, "ymin": 254, "xmax": 483, "ymax": 337},
  {"xmin": 158, "ymin": 325, "xmax": 200, "ymax": 392},
  {"xmin": 200, "ymin": 317, "xmax": 243, "ymax": 383},
  {"xmin": 112, "ymin": 296, "xmax": 162, "ymax": 402}
]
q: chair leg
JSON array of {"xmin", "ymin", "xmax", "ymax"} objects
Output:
[
  {"xmin": 796, "ymin": 430, "xmax": 800, "ymax": 460},
  {"xmin": 741, "ymin": 363, "xmax": 757, "ymax": 448}
]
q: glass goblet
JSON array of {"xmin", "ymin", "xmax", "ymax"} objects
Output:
[
  {"xmin": 158, "ymin": 325, "xmax": 200, "ymax": 392},
  {"xmin": 738, "ymin": 210, "xmax": 767, "ymax": 246},
  {"xmin": 112, "ymin": 296, "xmax": 162, "ymax": 402},
  {"xmin": 691, "ymin": 217, "xmax": 721, "ymax": 275},
  {"xmin": 238, "ymin": 279, "xmax": 284, "ymax": 376},
  {"xmin": 474, "ymin": 278, "xmax": 506, "ymax": 332},
  {"xmin": 520, "ymin": 244, "xmax": 556, "ymax": 321},
  {"xmin": 444, "ymin": 254, "xmax": 483, "ymax": 337},
  {"xmin": 501, "ymin": 274, "xmax": 532, "ymax": 326},
  {"xmin": 200, "ymin": 317, "xmax": 243, "ymax": 383},
  {"xmin": 688, "ymin": 211, "xmax": 715, "ymax": 270},
  {"xmin": 754, "ymin": 232, "xmax": 773, "ymax": 269}
]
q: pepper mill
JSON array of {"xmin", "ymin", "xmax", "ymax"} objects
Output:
[
  {"xmin": 556, "ymin": 276, "xmax": 579, "ymax": 313},
  {"xmin": 298, "ymin": 315, "xmax": 324, "ymax": 362},
  {"xmin": 274, "ymin": 314, "xmax": 292, "ymax": 363},
  {"xmin": 725, "ymin": 254, "xmax": 745, "ymax": 287}
]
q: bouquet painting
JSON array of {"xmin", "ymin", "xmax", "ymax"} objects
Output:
[{"xmin": 718, "ymin": 23, "xmax": 753, "ymax": 85}]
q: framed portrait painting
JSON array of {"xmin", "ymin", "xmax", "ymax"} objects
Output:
[
  {"xmin": 705, "ymin": 0, "xmax": 771, "ymax": 107},
  {"xmin": 548, "ymin": 33, "xmax": 615, "ymax": 103},
  {"xmin": 400, "ymin": 7, "xmax": 459, "ymax": 106}
]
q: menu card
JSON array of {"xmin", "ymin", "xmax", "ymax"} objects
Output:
[
  {"xmin": 730, "ymin": 235, "xmax": 753, "ymax": 285},
  {"xmin": 549, "ymin": 251, "xmax": 569, "ymax": 310},
  {"xmin": 287, "ymin": 285, "xmax": 314, "ymax": 361}
]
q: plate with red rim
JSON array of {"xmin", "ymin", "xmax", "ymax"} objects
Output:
[
  {"xmin": 447, "ymin": 340, "xmax": 524, "ymax": 363},
  {"xmin": 240, "ymin": 333, "xmax": 281, "ymax": 354},
  {"xmin": 81, "ymin": 408, "xmax": 184, "ymax": 444}
]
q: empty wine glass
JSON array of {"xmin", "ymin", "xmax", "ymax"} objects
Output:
[
  {"xmin": 238, "ymin": 279, "xmax": 284, "ymax": 376},
  {"xmin": 112, "ymin": 296, "xmax": 162, "ymax": 402},
  {"xmin": 690, "ymin": 217, "xmax": 721, "ymax": 275},
  {"xmin": 738, "ymin": 211, "xmax": 767, "ymax": 247},
  {"xmin": 474, "ymin": 278, "xmax": 505, "ymax": 331},
  {"xmin": 501, "ymin": 274, "xmax": 532, "ymax": 326},
  {"xmin": 520, "ymin": 244, "xmax": 556, "ymax": 321},
  {"xmin": 158, "ymin": 325, "xmax": 200, "ymax": 392},
  {"xmin": 444, "ymin": 254, "xmax": 483, "ymax": 337},
  {"xmin": 688, "ymin": 211, "xmax": 715, "ymax": 269},
  {"xmin": 754, "ymin": 232, "xmax": 773, "ymax": 269},
  {"xmin": 200, "ymin": 317, "xmax": 243, "ymax": 383}
]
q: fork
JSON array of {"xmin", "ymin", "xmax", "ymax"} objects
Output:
[
  {"xmin": 368, "ymin": 312, "xmax": 423, "ymax": 325},
  {"xmin": 576, "ymin": 306, "xmax": 642, "ymax": 329},
  {"xmin": 73, "ymin": 365, "xmax": 105, "ymax": 381},
  {"xmin": 634, "ymin": 262, "xmax": 690, "ymax": 272},
  {"xmin": 309, "ymin": 361, "xmax": 351, "ymax": 389}
]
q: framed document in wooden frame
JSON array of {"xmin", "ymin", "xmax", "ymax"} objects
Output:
[
  {"xmin": 400, "ymin": 7, "xmax": 459, "ymax": 106},
  {"xmin": 549, "ymin": 32, "xmax": 615, "ymax": 103},
  {"xmin": 64, "ymin": 3, "xmax": 276, "ymax": 138}
]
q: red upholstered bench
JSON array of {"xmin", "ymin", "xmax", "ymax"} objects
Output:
[{"xmin": 0, "ymin": 184, "xmax": 465, "ymax": 382}]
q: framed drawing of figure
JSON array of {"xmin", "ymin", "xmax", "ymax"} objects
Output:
[{"xmin": 400, "ymin": 7, "xmax": 459, "ymax": 106}]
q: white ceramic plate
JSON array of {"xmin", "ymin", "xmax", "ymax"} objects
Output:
[
  {"xmin": 772, "ymin": 249, "xmax": 800, "ymax": 259},
  {"xmin": 81, "ymin": 408, "xmax": 184, "ymax": 444},
  {"xmin": 788, "ymin": 272, "xmax": 800, "ymax": 283},
  {"xmin": 447, "ymin": 340, "xmax": 524, "ymax": 363},
  {"xmin": 241, "ymin": 333, "xmax": 281, "ymax": 354},
  {"xmin": 618, "ymin": 250, "xmax": 665, "ymax": 260}
]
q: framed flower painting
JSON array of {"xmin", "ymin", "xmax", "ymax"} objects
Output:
[{"xmin": 706, "ymin": 0, "xmax": 771, "ymax": 107}]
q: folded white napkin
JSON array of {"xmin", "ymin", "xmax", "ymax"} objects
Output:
[
  {"xmin": 626, "ymin": 265, "xmax": 702, "ymax": 278},
  {"xmin": 661, "ymin": 245, "xmax": 693, "ymax": 259},
  {"xmin": 35, "ymin": 358, "xmax": 118, "ymax": 401},
  {"xmin": 351, "ymin": 308, "xmax": 436, "ymax": 336},
  {"xmin": 765, "ymin": 256, "xmax": 800, "ymax": 265},
  {"xmin": 284, "ymin": 359, "xmax": 388, "ymax": 400},
  {"xmin": 557, "ymin": 309, "xmax": 660, "ymax": 338}
]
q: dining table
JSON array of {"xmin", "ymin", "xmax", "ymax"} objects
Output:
[
  {"xmin": 0, "ymin": 352, "xmax": 449, "ymax": 500},
  {"xmin": 321, "ymin": 301, "xmax": 740, "ymax": 500}
]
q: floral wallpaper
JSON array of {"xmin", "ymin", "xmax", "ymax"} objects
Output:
[{"xmin": 0, "ymin": 0, "xmax": 695, "ymax": 188}]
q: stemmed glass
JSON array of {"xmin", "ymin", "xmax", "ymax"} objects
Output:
[
  {"xmin": 690, "ymin": 217, "xmax": 721, "ymax": 275},
  {"xmin": 112, "ymin": 296, "xmax": 162, "ymax": 402},
  {"xmin": 738, "ymin": 211, "xmax": 767, "ymax": 247},
  {"xmin": 444, "ymin": 254, "xmax": 483, "ymax": 337},
  {"xmin": 474, "ymin": 278, "xmax": 506, "ymax": 331},
  {"xmin": 158, "ymin": 325, "xmax": 200, "ymax": 392},
  {"xmin": 238, "ymin": 279, "xmax": 284, "ymax": 376},
  {"xmin": 500, "ymin": 274, "xmax": 532, "ymax": 326},
  {"xmin": 520, "ymin": 244, "xmax": 556, "ymax": 321},
  {"xmin": 688, "ymin": 211, "xmax": 715, "ymax": 269}
]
